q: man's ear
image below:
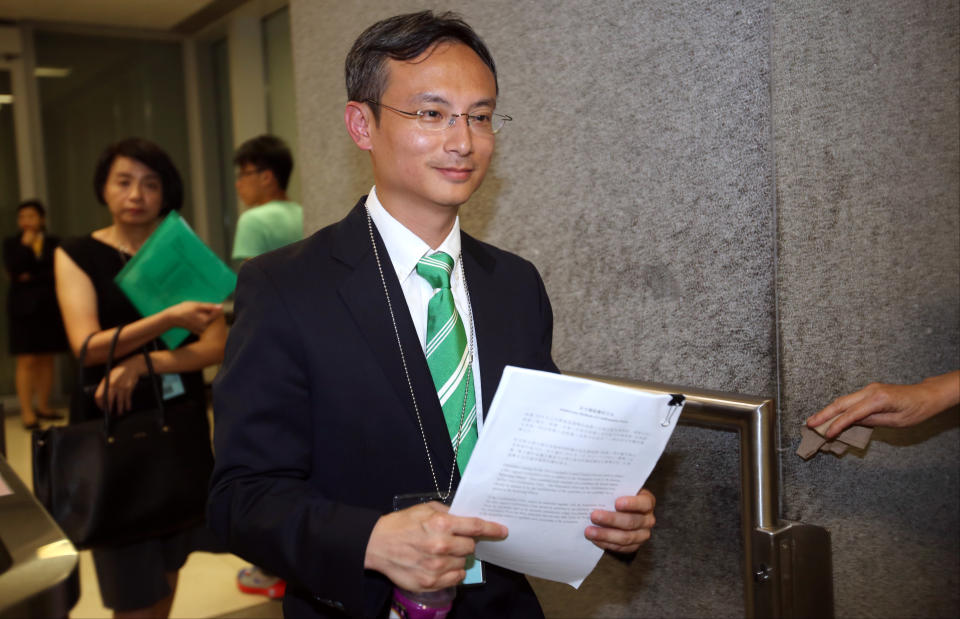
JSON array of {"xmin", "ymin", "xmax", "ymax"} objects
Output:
[
  {"xmin": 345, "ymin": 101, "xmax": 374, "ymax": 151},
  {"xmin": 260, "ymin": 169, "xmax": 279, "ymax": 190}
]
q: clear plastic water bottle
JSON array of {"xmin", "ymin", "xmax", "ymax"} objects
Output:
[{"xmin": 389, "ymin": 586, "xmax": 455, "ymax": 619}]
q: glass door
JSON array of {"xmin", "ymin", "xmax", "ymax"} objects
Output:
[{"xmin": 0, "ymin": 69, "xmax": 20, "ymax": 396}]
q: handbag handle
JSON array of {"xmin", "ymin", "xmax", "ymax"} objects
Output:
[
  {"xmin": 73, "ymin": 330, "xmax": 99, "ymax": 421},
  {"xmin": 101, "ymin": 325, "xmax": 168, "ymax": 438}
]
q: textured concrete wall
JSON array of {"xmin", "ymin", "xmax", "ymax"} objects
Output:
[
  {"xmin": 773, "ymin": 2, "xmax": 960, "ymax": 617},
  {"xmin": 288, "ymin": 0, "xmax": 958, "ymax": 616}
]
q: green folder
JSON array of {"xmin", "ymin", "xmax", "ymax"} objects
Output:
[{"xmin": 115, "ymin": 211, "xmax": 237, "ymax": 349}]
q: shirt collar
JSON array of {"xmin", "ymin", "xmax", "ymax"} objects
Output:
[{"xmin": 365, "ymin": 186, "xmax": 462, "ymax": 283}]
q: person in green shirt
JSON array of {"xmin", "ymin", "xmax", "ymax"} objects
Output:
[{"xmin": 231, "ymin": 135, "xmax": 303, "ymax": 263}]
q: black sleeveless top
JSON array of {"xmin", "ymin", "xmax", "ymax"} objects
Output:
[{"xmin": 59, "ymin": 235, "xmax": 205, "ymax": 420}]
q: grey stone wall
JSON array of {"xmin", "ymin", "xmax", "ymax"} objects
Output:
[
  {"xmin": 289, "ymin": 0, "xmax": 958, "ymax": 616},
  {"xmin": 773, "ymin": 2, "xmax": 960, "ymax": 617}
]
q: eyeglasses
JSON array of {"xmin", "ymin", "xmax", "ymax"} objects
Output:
[
  {"xmin": 367, "ymin": 100, "xmax": 512, "ymax": 135},
  {"xmin": 236, "ymin": 167, "xmax": 264, "ymax": 179}
]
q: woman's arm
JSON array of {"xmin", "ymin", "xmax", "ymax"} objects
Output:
[
  {"xmin": 128, "ymin": 316, "xmax": 227, "ymax": 374},
  {"xmin": 806, "ymin": 370, "xmax": 960, "ymax": 437},
  {"xmin": 96, "ymin": 316, "xmax": 227, "ymax": 413},
  {"xmin": 55, "ymin": 247, "xmax": 222, "ymax": 365}
]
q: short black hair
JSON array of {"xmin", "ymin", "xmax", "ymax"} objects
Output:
[
  {"xmin": 345, "ymin": 10, "xmax": 498, "ymax": 123},
  {"xmin": 17, "ymin": 199, "xmax": 46, "ymax": 218},
  {"xmin": 233, "ymin": 135, "xmax": 294, "ymax": 191},
  {"xmin": 93, "ymin": 138, "xmax": 183, "ymax": 215}
]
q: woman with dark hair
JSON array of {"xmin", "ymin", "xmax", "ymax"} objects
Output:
[
  {"xmin": 54, "ymin": 137, "xmax": 226, "ymax": 618},
  {"xmin": 3, "ymin": 199, "xmax": 68, "ymax": 429}
]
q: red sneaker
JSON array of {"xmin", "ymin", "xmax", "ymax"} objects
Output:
[{"xmin": 236, "ymin": 566, "xmax": 286, "ymax": 599}]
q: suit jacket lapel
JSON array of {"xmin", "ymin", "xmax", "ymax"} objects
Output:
[
  {"xmin": 333, "ymin": 201, "xmax": 456, "ymax": 480},
  {"xmin": 461, "ymin": 234, "xmax": 505, "ymax": 420}
]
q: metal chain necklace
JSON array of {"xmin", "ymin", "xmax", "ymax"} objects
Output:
[
  {"xmin": 365, "ymin": 206, "xmax": 476, "ymax": 501},
  {"xmin": 108, "ymin": 227, "xmax": 136, "ymax": 265},
  {"xmin": 116, "ymin": 226, "xmax": 138, "ymax": 252}
]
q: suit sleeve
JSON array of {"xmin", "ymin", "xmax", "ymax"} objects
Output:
[
  {"xmin": 531, "ymin": 260, "xmax": 560, "ymax": 374},
  {"xmin": 208, "ymin": 259, "xmax": 387, "ymax": 616}
]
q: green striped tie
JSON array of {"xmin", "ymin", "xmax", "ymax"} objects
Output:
[{"xmin": 416, "ymin": 251, "xmax": 477, "ymax": 474}]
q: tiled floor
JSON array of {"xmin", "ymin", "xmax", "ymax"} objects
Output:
[{"xmin": 3, "ymin": 410, "xmax": 283, "ymax": 618}]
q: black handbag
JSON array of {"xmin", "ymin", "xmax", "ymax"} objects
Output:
[
  {"xmin": 33, "ymin": 325, "xmax": 214, "ymax": 549},
  {"xmin": 68, "ymin": 331, "xmax": 164, "ymax": 425}
]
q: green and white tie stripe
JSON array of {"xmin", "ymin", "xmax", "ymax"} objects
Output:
[{"xmin": 416, "ymin": 251, "xmax": 477, "ymax": 474}]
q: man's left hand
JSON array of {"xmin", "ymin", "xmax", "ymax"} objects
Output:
[{"xmin": 585, "ymin": 489, "xmax": 656, "ymax": 554}]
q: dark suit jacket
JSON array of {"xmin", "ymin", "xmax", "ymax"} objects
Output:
[{"xmin": 209, "ymin": 199, "xmax": 558, "ymax": 618}]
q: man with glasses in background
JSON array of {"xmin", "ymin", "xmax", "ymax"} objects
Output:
[
  {"xmin": 231, "ymin": 134, "xmax": 303, "ymax": 266},
  {"xmin": 210, "ymin": 11, "xmax": 657, "ymax": 618}
]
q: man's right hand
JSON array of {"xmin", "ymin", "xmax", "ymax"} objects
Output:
[{"xmin": 364, "ymin": 502, "xmax": 507, "ymax": 592}]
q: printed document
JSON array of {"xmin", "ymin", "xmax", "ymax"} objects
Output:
[{"xmin": 449, "ymin": 366, "xmax": 682, "ymax": 587}]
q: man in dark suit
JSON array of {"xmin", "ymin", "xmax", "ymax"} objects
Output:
[{"xmin": 209, "ymin": 11, "xmax": 656, "ymax": 618}]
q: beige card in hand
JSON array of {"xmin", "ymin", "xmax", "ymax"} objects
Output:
[{"xmin": 796, "ymin": 417, "xmax": 874, "ymax": 460}]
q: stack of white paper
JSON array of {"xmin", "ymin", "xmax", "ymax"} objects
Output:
[{"xmin": 449, "ymin": 366, "xmax": 682, "ymax": 587}]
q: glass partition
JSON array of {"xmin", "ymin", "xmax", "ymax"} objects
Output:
[
  {"xmin": 209, "ymin": 36, "xmax": 236, "ymax": 260},
  {"xmin": 262, "ymin": 6, "xmax": 300, "ymax": 203},
  {"xmin": 0, "ymin": 69, "xmax": 19, "ymax": 395},
  {"xmin": 34, "ymin": 31, "xmax": 192, "ymax": 239}
]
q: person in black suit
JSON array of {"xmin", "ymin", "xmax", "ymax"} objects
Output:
[{"xmin": 209, "ymin": 11, "xmax": 657, "ymax": 618}]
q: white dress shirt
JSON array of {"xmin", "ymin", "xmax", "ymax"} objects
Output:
[{"xmin": 365, "ymin": 187, "xmax": 484, "ymax": 432}]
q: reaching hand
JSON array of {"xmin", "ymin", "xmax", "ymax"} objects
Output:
[
  {"xmin": 165, "ymin": 301, "xmax": 223, "ymax": 334},
  {"xmin": 806, "ymin": 371, "xmax": 960, "ymax": 439},
  {"xmin": 585, "ymin": 488, "xmax": 656, "ymax": 554},
  {"xmin": 364, "ymin": 502, "xmax": 507, "ymax": 592}
]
